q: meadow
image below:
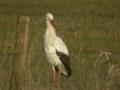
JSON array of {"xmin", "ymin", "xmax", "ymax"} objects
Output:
[{"xmin": 0, "ymin": 0, "xmax": 120, "ymax": 90}]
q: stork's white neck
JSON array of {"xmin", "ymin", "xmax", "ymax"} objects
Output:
[
  {"xmin": 45, "ymin": 20, "xmax": 57, "ymax": 46},
  {"xmin": 46, "ymin": 20, "xmax": 57, "ymax": 37},
  {"xmin": 46, "ymin": 20, "xmax": 56, "ymax": 32}
]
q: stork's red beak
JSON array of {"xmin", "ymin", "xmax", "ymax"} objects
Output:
[{"xmin": 50, "ymin": 20, "xmax": 57, "ymax": 30}]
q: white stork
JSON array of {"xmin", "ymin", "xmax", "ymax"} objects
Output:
[{"xmin": 44, "ymin": 13, "xmax": 72, "ymax": 86}]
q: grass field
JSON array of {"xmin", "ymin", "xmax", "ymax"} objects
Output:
[{"xmin": 0, "ymin": 0, "xmax": 120, "ymax": 90}]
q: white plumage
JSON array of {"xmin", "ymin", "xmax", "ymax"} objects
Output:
[
  {"xmin": 44, "ymin": 13, "xmax": 71, "ymax": 85},
  {"xmin": 55, "ymin": 37, "xmax": 69, "ymax": 55}
]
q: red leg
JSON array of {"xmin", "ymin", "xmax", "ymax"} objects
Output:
[{"xmin": 52, "ymin": 66, "xmax": 61, "ymax": 87}]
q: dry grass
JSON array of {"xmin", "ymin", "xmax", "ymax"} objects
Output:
[{"xmin": 93, "ymin": 51, "xmax": 120, "ymax": 90}]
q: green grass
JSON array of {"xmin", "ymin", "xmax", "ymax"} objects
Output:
[{"xmin": 0, "ymin": 0, "xmax": 120, "ymax": 90}]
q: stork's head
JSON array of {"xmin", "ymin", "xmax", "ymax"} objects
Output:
[
  {"xmin": 46, "ymin": 13, "xmax": 54, "ymax": 21},
  {"xmin": 46, "ymin": 13, "xmax": 57, "ymax": 30}
]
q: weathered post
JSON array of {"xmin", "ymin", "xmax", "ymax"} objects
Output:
[{"xmin": 11, "ymin": 16, "xmax": 30, "ymax": 90}]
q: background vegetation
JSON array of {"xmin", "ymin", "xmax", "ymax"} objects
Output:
[{"xmin": 0, "ymin": 0, "xmax": 120, "ymax": 90}]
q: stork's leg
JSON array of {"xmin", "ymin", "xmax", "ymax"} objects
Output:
[
  {"xmin": 58, "ymin": 68, "xmax": 61, "ymax": 79},
  {"xmin": 52, "ymin": 66, "xmax": 56, "ymax": 83},
  {"xmin": 52, "ymin": 66, "xmax": 60, "ymax": 87}
]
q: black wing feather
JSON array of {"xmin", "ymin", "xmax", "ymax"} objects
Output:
[{"xmin": 56, "ymin": 50, "xmax": 72, "ymax": 77}]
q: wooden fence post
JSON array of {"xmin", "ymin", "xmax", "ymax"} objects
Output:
[{"xmin": 11, "ymin": 16, "xmax": 30, "ymax": 90}]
